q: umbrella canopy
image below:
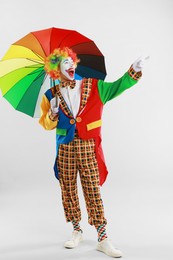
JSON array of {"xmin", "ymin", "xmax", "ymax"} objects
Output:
[{"xmin": 0, "ymin": 27, "xmax": 107, "ymax": 118}]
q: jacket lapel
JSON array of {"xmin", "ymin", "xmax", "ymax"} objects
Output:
[
  {"xmin": 78, "ymin": 78, "xmax": 92, "ymax": 113},
  {"xmin": 55, "ymin": 85, "xmax": 73, "ymax": 118}
]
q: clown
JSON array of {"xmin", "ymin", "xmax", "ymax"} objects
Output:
[{"xmin": 39, "ymin": 47, "xmax": 147, "ymax": 258}]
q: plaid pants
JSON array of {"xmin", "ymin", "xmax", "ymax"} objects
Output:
[{"xmin": 57, "ymin": 133, "xmax": 107, "ymax": 227}]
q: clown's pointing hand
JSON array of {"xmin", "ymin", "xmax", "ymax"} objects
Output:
[{"xmin": 132, "ymin": 55, "xmax": 150, "ymax": 72}]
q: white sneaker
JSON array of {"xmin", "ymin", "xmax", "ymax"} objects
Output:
[
  {"xmin": 64, "ymin": 230, "xmax": 83, "ymax": 249},
  {"xmin": 96, "ymin": 238, "xmax": 123, "ymax": 258}
]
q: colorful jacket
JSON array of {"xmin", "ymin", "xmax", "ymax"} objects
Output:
[{"xmin": 39, "ymin": 67, "xmax": 142, "ymax": 185}]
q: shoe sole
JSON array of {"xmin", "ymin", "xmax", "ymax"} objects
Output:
[
  {"xmin": 64, "ymin": 237, "xmax": 84, "ymax": 249},
  {"xmin": 96, "ymin": 246, "xmax": 122, "ymax": 258}
]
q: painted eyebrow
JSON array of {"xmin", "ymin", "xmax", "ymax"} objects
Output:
[{"xmin": 62, "ymin": 59, "xmax": 69, "ymax": 63}]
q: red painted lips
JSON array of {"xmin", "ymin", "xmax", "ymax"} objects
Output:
[{"xmin": 66, "ymin": 68, "xmax": 75, "ymax": 77}]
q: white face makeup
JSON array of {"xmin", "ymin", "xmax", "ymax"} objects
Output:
[{"xmin": 59, "ymin": 57, "xmax": 75, "ymax": 81}]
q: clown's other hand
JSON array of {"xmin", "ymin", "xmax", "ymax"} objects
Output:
[
  {"xmin": 132, "ymin": 55, "xmax": 150, "ymax": 72},
  {"xmin": 50, "ymin": 96, "xmax": 59, "ymax": 114}
]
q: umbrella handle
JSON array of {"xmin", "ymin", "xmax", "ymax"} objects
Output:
[
  {"xmin": 55, "ymin": 93, "xmax": 58, "ymax": 107},
  {"xmin": 52, "ymin": 79, "xmax": 58, "ymax": 106}
]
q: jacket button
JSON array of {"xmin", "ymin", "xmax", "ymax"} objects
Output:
[
  {"xmin": 76, "ymin": 117, "xmax": 82, "ymax": 122},
  {"xmin": 70, "ymin": 119, "xmax": 75, "ymax": 124}
]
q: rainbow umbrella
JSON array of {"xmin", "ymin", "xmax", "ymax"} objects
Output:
[{"xmin": 0, "ymin": 27, "xmax": 107, "ymax": 118}]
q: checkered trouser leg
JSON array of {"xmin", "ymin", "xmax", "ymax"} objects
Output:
[{"xmin": 57, "ymin": 135, "xmax": 107, "ymax": 227}]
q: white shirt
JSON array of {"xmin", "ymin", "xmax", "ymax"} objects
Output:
[{"xmin": 59, "ymin": 80, "xmax": 82, "ymax": 118}]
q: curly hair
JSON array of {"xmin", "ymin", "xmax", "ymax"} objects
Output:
[{"xmin": 44, "ymin": 47, "xmax": 80, "ymax": 79}]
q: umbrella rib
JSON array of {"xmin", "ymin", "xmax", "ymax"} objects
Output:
[
  {"xmin": 26, "ymin": 58, "xmax": 44, "ymax": 65},
  {"xmin": 30, "ymin": 33, "xmax": 47, "ymax": 58},
  {"xmin": 57, "ymin": 30, "xmax": 76, "ymax": 47},
  {"xmin": 16, "ymin": 71, "xmax": 47, "ymax": 113},
  {"xmin": 34, "ymin": 71, "xmax": 47, "ymax": 88},
  {"xmin": 24, "ymin": 67, "xmax": 44, "ymax": 72},
  {"xmin": 10, "ymin": 43, "xmax": 45, "ymax": 62},
  {"xmin": 25, "ymin": 66, "xmax": 43, "ymax": 68},
  {"xmin": 69, "ymin": 40, "xmax": 94, "ymax": 49},
  {"xmin": 32, "ymin": 73, "xmax": 48, "ymax": 118},
  {"xmin": 30, "ymin": 50, "xmax": 45, "ymax": 61}
]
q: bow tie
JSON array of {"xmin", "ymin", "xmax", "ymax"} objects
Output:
[{"xmin": 59, "ymin": 80, "xmax": 76, "ymax": 89}]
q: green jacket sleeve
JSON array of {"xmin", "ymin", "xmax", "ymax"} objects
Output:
[{"xmin": 98, "ymin": 68, "xmax": 142, "ymax": 104}]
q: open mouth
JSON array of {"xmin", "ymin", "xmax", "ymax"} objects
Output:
[{"xmin": 66, "ymin": 68, "xmax": 75, "ymax": 77}]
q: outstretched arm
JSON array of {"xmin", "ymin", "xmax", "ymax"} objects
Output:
[{"xmin": 98, "ymin": 56, "xmax": 149, "ymax": 104}]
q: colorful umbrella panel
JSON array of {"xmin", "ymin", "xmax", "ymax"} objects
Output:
[{"xmin": 0, "ymin": 27, "xmax": 107, "ymax": 117}]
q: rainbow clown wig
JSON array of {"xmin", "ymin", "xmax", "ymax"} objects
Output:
[{"xmin": 44, "ymin": 47, "xmax": 80, "ymax": 80}]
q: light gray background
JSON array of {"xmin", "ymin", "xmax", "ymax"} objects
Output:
[{"xmin": 0, "ymin": 0, "xmax": 173, "ymax": 259}]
